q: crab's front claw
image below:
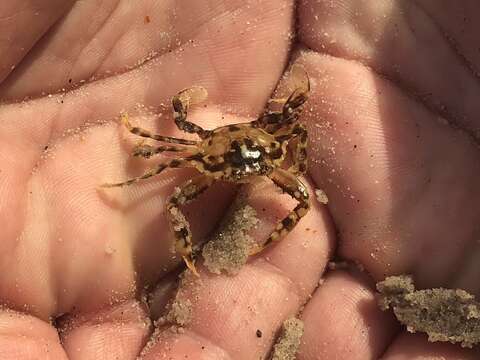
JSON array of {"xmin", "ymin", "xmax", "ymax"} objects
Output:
[{"xmin": 177, "ymin": 86, "xmax": 208, "ymax": 107}]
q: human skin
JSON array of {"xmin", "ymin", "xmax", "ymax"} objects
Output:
[{"xmin": 0, "ymin": 0, "xmax": 479, "ymax": 359}]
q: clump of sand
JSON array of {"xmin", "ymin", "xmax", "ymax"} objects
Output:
[
  {"xmin": 271, "ymin": 317, "xmax": 304, "ymax": 360},
  {"xmin": 164, "ymin": 297, "xmax": 192, "ymax": 327},
  {"xmin": 314, "ymin": 188, "xmax": 328, "ymax": 204},
  {"xmin": 155, "ymin": 271, "xmax": 198, "ymax": 330},
  {"xmin": 202, "ymin": 197, "xmax": 259, "ymax": 275},
  {"xmin": 377, "ymin": 275, "xmax": 480, "ymax": 348}
]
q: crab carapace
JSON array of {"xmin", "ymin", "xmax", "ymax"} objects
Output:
[{"xmin": 103, "ymin": 65, "xmax": 311, "ymax": 276}]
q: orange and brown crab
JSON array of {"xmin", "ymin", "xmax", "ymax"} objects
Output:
[{"xmin": 103, "ymin": 65, "xmax": 311, "ymax": 275}]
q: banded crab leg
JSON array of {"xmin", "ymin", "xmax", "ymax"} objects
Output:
[
  {"xmin": 132, "ymin": 143, "xmax": 189, "ymax": 158},
  {"xmin": 101, "ymin": 158, "xmax": 191, "ymax": 188},
  {"xmin": 166, "ymin": 175, "xmax": 214, "ymax": 276},
  {"xmin": 250, "ymin": 168, "xmax": 310, "ymax": 255},
  {"xmin": 287, "ymin": 122, "xmax": 308, "ymax": 175}
]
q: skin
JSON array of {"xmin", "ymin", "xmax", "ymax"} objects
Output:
[{"xmin": 0, "ymin": 0, "xmax": 479, "ymax": 359}]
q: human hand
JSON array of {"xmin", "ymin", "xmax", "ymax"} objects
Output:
[
  {"xmin": 0, "ymin": 1, "xmax": 479, "ymax": 359},
  {"xmin": 296, "ymin": 1, "xmax": 480, "ymax": 358}
]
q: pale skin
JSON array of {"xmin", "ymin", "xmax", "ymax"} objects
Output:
[{"xmin": 0, "ymin": 1, "xmax": 479, "ymax": 359}]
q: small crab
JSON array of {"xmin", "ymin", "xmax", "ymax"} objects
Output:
[{"xmin": 103, "ymin": 65, "xmax": 311, "ymax": 275}]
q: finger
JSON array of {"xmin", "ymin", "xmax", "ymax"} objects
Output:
[
  {"xmin": 412, "ymin": 2, "xmax": 480, "ymax": 79},
  {"xmin": 143, "ymin": 177, "xmax": 335, "ymax": 359},
  {"xmin": 0, "ymin": 0, "xmax": 293, "ymax": 113},
  {"xmin": 298, "ymin": 0, "xmax": 480, "ymax": 136},
  {"xmin": 59, "ymin": 300, "xmax": 151, "ymax": 360},
  {"xmin": 0, "ymin": 309, "xmax": 67, "ymax": 359},
  {"xmin": 382, "ymin": 332, "xmax": 480, "ymax": 360},
  {"xmin": 297, "ymin": 270, "xmax": 398, "ymax": 359},
  {"xmin": 0, "ymin": 0, "xmax": 74, "ymax": 84},
  {"xmin": 297, "ymin": 50, "xmax": 480, "ymax": 287}
]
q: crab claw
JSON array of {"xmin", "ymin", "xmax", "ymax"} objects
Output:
[
  {"xmin": 177, "ymin": 86, "xmax": 208, "ymax": 106},
  {"xmin": 289, "ymin": 64, "xmax": 310, "ymax": 94}
]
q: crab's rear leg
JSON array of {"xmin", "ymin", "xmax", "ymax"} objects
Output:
[
  {"xmin": 250, "ymin": 168, "xmax": 310, "ymax": 255},
  {"xmin": 172, "ymin": 86, "xmax": 211, "ymax": 139},
  {"xmin": 101, "ymin": 158, "xmax": 190, "ymax": 188},
  {"xmin": 166, "ymin": 175, "xmax": 214, "ymax": 276}
]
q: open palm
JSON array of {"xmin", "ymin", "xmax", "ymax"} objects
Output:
[{"xmin": 1, "ymin": 1, "xmax": 479, "ymax": 359}]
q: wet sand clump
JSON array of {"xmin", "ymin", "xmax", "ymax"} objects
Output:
[
  {"xmin": 271, "ymin": 317, "xmax": 304, "ymax": 360},
  {"xmin": 314, "ymin": 188, "xmax": 328, "ymax": 204},
  {"xmin": 164, "ymin": 297, "xmax": 192, "ymax": 327},
  {"xmin": 155, "ymin": 271, "xmax": 198, "ymax": 330},
  {"xmin": 202, "ymin": 198, "xmax": 259, "ymax": 275},
  {"xmin": 377, "ymin": 275, "xmax": 480, "ymax": 348}
]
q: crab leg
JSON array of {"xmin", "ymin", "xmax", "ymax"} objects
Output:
[
  {"xmin": 132, "ymin": 143, "xmax": 189, "ymax": 158},
  {"xmin": 101, "ymin": 158, "xmax": 190, "ymax": 188},
  {"xmin": 172, "ymin": 86, "xmax": 211, "ymax": 139},
  {"xmin": 250, "ymin": 168, "xmax": 310, "ymax": 255},
  {"xmin": 288, "ymin": 123, "xmax": 308, "ymax": 175},
  {"xmin": 166, "ymin": 175, "xmax": 214, "ymax": 276},
  {"xmin": 121, "ymin": 113, "xmax": 197, "ymax": 145}
]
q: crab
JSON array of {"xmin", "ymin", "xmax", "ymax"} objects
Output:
[{"xmin": 103, "ymin": 65, "xmax": 311, "ymax": 276}]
